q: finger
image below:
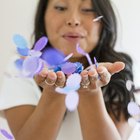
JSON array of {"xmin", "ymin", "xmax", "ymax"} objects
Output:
[
  {"xmin": 35, "ymin": 70, "xmax": 48, "ymax": 84},
  {"xmin": 112, "ymin": 61, "xmax": 125, "ymax": 73},
  {"xmin": 85, "ymin": 65, "xmax": 95, "ymax": 71},
  {"xmin": 45, "ymin": 71, "xmax": 57, "ymax": 86},
  {"xmin": 55, "ymin": 71, "xmax": 66, "ymax": 87},
  {"xmin": 99, "ymin": 61, "xmax": 125, "ymax": 75},
  {"xmin": 88, "ymin": 69, "xmax": 99, "ymax": 89},
  {"xmin": 97, "ymin": 66, "xmax": 111, "ymax": 85},
  {"xmin": 34, "ymin": 67, "xmax": 49, "ymax": 87},
  {"xmin": 39, "ymin": 67, "xmax": 49, "ymax": 77},
  {"xmin": 80, "ymin": 70, "xmax": 90, "ymax": 89},
  {"xmin": 88, "ymin": 69, "xmax": 98, "ymax": 84}
]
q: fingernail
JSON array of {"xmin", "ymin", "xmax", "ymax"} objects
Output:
[
  {"xmin": 48, "ymin": 73, "xmax": 56, "ymax": 80},
  {"xmin": 98, "ymin": 69, "xmax": 105, "ymax": 74},
  {"xmin": 88, "ymin": 70, "xmax": 96, "ymax": 76},
  {"xmin": 57, "ymin": 73, "xmax": 63, "ymax": 79},
  {"xmin": 58, "ymin": 75, "xmax": 62, "ymax": 79},
  {"xmin": 83, "ymin": 74, "xmax": 88, "ymax": 78},
  {"xmin": 39, "ymin": 72, "xmax": 47, "ymax": 77}
]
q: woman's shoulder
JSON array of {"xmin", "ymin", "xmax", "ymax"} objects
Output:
[{"xmin": 0, "ymin": 55, "xmax": 41, "ymax": 111}]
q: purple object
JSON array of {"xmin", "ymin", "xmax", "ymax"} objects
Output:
[
  {"xmin": 94, "ymin": 57, "xmax": 98, "ymax": 68},
  {"xmin": 63, "ymin": 53, "xmax": 73, "ymax": 62},
  {"xmin": 41, "ymin": 48, "xmax": 65, "ymax": 66},
  {"xmin": 65, "ymin": 91, "xmax": 79, "ymax": 112},
  {"xmin": 127, "ymin": 101, "xmax": 140, "ymax": 116},
  {"xmin": 55, "ymin": 73, "xmax": 82, "ymax": 111},
  {"xmin": 15, "ymin": 59, "xmax": 24, "ymax": 70},
  {"xmin": 13, "ymin": 35, "xmax": 48, "ymax": 77},
  {"xmin": 0, "ymin": 129, "xmax": 14, "ymax": 139},
  {"xmin": 17, "ymin": 47, "xmax": 29, "ymax": 56},
  {"xmin": 28, "ymin": 50, "xmax": 42, "ymax": 57},
  {"xmin": 74, "ymin": 62, "xmax": 83, "ymax": 73},
  {"xmin": 76, "ymin": 44, "xmax": 92, "ymax": 65},
  {"xmin": 22, "ymin": 57, "xmax": 43, "ymax": 77},
  {"xmin": 33, "ymin": 36, "xmax": 48, "ymax": 51},
  {"xmin": 61, "ymin": 62, "xmax": 76, "ymax": 75}
]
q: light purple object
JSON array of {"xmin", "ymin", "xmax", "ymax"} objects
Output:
[
  {"xmin": 66, "ymin": 73, "xmax": 82, "ymax": 88},
  {"xmin": 127, "ymin": 101, "xmax": 140, "ymax": 116},
  {"xmin": 63, "ymin": 53, "xmax": 73, "ymax": 62},
  {"xmin": 13, "ymin": 35, "xmax": 49, "ymax": 77},
  {"xmin": 61, "ymin": 62, "xmax": 76, "ymax": 75},
  {"xmin": 55, "ymin": 73, "xmax": 82, "ymax": 111},
  {"xmin": 41, "ymin": 47, "xmax": 65, "ymax": 66},
  {"xmin": 126, "ymin": 80, "xmax": 133, "ymax": 91},
  {"xmin": 33, "ymin": 36, "xmax": 48, "ymax": 51},
  {"xmin": 22, "ymin": 57, "xmax": 43, "ymax": 77},
  {"xmin": 128, "ymin": 118, "xmax": 137, "ymax": 127},
  {"xmin": 93, "ymin": 16, "xmax": 103, "ymax": 22},
  {"xmin": 0, "ymin": 129, "xmax": 14, "ymax": 139},
  {"xmin": 76, "ymin": 44, "xmax": 93, "ymax": 65},
  {"xmin": 94, "ymin": 57, "xmax": 98, "ymax": 68},
  {"xmin": 55, "ymin": 74, "xmax": 81, "ymax": 94},
  {"xmin": 65, "ymin": 91, "xmax": 79, "ymax": 112},
  {"xmin": 28, "ymin": 50, "xmax": 42, "ymax": 57}
]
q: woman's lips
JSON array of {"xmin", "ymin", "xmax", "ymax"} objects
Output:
[{"xmin": 62, "ymin": 33, "xmax": 84, "ymax": 42}]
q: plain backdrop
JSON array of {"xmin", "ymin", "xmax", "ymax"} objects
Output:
[
  {"xmin": 0, "ymin": 0, "xmax": 140, "ymax": 88},
  {"xmin": 0, "ymin": 0, "xmax": 38, "ymax": 88}
]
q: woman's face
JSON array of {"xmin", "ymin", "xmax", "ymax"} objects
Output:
[{"xmin": 44, "ymin": 0, "xmax": 102, "ymax": 57}]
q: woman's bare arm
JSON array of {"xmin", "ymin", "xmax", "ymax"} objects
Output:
[
  {"xmin": 78, "ymin": 62, "xmax": 125, "ymax": 140},
  {"xmin": 5, "ymin": 90, "xmax": 66, "ymax": 140},
  {"xmin": 78, "ymin": 88, "xmax": 121, "ymax": 140},
  {"xmin": 110, "ymin": 112, "xmax": 133, "ymax": 140},
  {"xmin": 4, "ymin": 71, "xmax": 66, "ymax": 140}
]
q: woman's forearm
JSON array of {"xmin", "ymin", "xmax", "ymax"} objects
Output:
[
  {"xmin": 15, "ymin": 92, "xmax": 66, "ymax": 140},
  {"xmin": 78, "ymin": 88, "xmax": 121, "ymax": 140}
]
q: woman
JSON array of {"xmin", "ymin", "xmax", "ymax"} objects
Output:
[{"xmin": 0, "ymin": 0, "xmax": 134, "ymax": 140}]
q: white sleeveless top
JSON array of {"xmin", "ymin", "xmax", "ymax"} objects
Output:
[{"xmin": 0, "ymin": 56, "xmax": 82, "ymax": 140}]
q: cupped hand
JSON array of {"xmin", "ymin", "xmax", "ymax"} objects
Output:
[
  {"xmin": 34, "ymin": 68, "xmax": 66, "ymax": 98},
  {"xmin": 79, "ymin": 61, "xmax": 125, "ymax": 93}
]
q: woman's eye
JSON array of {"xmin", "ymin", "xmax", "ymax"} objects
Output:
[
  {"xmin": 54, "ymin": 6, "xmax": 67, "ymax": 11},
  {"xmin": 82, "ymin": 8, "xmax": 96, "ymax": 13}
]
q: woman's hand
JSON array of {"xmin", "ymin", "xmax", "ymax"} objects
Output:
[
  {"xmin": 34, "ymin": 61, "xmax": 125, "ymax": 96},
  {"xmin": 34, "ymin": 68, "xmax": 66, "ymax": 99},
  {"xmin": 79, "ymin": 61, "xmax": 125, "ymax": 93}
]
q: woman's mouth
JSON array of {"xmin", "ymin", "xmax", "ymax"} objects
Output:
[{"xmin": 62, "ymin": 33, "xmax": 84, "ymax": 43}]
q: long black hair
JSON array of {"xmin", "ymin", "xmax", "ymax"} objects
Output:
[{"xmin": 33, "ymin": 0, "xmax": 135, "ymax": 121}]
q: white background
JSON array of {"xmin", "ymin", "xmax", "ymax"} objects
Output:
[{"xmin": 0, "ymin": 0, "xmax": 140, "ymax": 87}]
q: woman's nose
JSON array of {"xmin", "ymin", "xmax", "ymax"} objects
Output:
[
  {"xmin": 66, "ymin": 12, "xmax": 81, "ymax": 27},
  {"xmin": 66, "ymin": 20, "xmax": 80, "ymax": 27}
]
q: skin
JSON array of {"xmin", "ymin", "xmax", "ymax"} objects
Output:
[
  {"xmin": 44, "ymin": 0, "xmax": 102, "ymax": 57},
  {"xmin": 4, "ymin": 0, "xmax": 132, "ymax": 140}
]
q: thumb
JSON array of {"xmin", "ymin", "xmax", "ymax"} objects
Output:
[{"xmin": 100, "ymin": 61, "xmax": 125, "ymax": 75}]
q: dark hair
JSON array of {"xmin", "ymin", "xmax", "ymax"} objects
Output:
[
  {"xmin": 34, "ymin": 0, "xmax": 135, "ymax": 121},
  {"xmin": 34, "ymin": 0, "xmax": 48, "ymax": 41}
]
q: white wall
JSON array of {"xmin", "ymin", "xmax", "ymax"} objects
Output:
[
  {"xmin": 0, "ymin": 0, "xmax": 38, "ymax": 88},
  {"xmin": 0, "ymin": 0, "xmax": 140, "ymax": 87},
  {"xmin": 113, "ymin": 0, "xmax": 140, "ymax": 88}
]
